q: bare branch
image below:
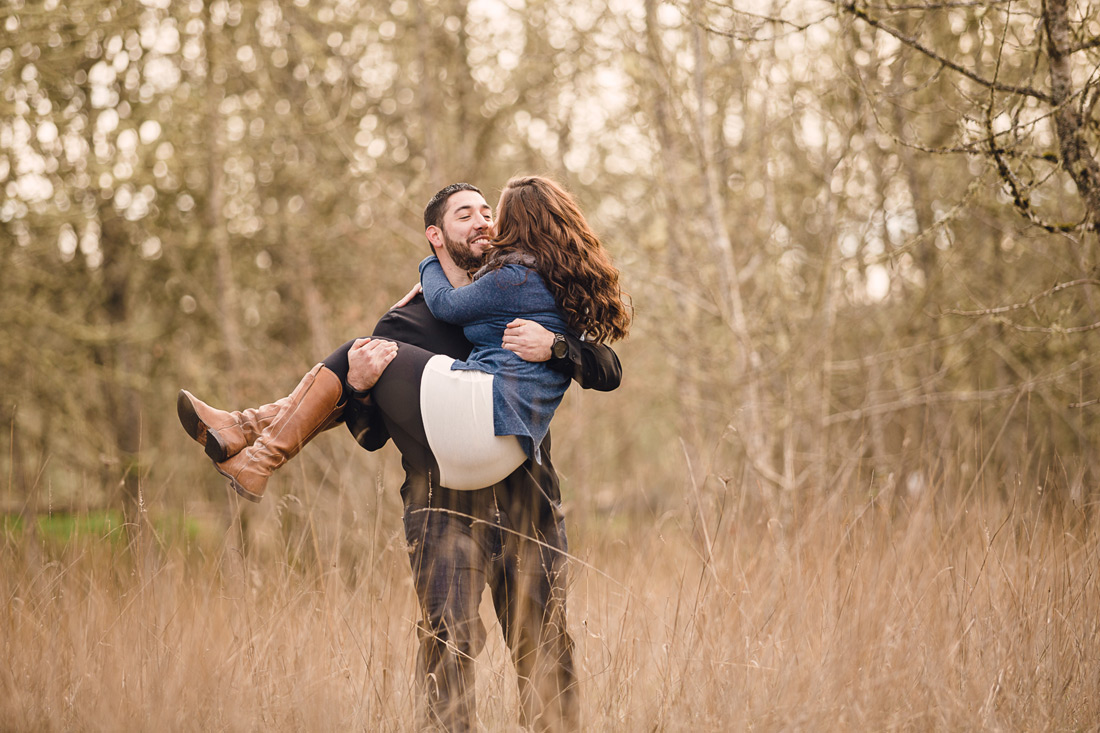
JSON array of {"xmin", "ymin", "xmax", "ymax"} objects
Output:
[
  {"xmin": 940, "ymin": 278, "xmax": 1100, "ymax": 317},
  {"xmin": 826, "ymin": 354, "xmax": 1089, "ymax": 426},
  {"xmin": 687, "ymin": 11, "xmax": 836, "ymax": 43},
  {"xmin": 988, "ymin": 146, "xmax": 1085, "ymax": 232},
  {"xmin": 822, "ymin": 384, "xmax": 1026, "ymax": 425},
  {"xmin": 1069, "ymin": 37, "xmax": 1100, "ymax": 55},
  {"xmin": 829, "ymin": 0, "xmax": 1054, "ymax": 104},
  {"xmin": 1006, "ymin": 319, "xmax": 1100, "ymax": 334},
  {"xmin": 984, "ymin": 66, "xmax": 1083, "ymax": 232},
  {"xmin": 824, "ymin": 324, "xmax": 982, "ymax": 372},
  {"xmin": 860, "ymin": 0, "xmax": 1014, "ymax": 8}
]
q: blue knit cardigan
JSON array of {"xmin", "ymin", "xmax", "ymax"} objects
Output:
[{"xmin": 419, "ymin": 254, "xmax": 572, "ymax": 461}]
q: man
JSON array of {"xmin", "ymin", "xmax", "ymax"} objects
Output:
[{"xmin": 344, "ymin": 183, "xmax": 621, "ymax": 732}]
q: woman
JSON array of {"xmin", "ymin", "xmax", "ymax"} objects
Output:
[{"xmin": 178, "ymin": 176, "xmax": 630, "ymax": 501}]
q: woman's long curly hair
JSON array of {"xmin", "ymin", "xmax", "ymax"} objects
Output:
[{"xmin": 486, "ymin": 176, "xmax": 631, "ymax": 343}]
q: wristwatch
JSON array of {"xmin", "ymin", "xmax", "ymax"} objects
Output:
[{"xmin": 551, "ymin": 332, "xmax": 568, "ymax": 360}]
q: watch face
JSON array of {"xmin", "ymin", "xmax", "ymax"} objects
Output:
[{"xmin": 552, "ymin": 335, "xmax": 568, "ymax": 359}]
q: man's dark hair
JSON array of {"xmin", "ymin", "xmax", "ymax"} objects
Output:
[{"xmin": 423, "ymin": 182, "xmax": 482, "ymax": 230}]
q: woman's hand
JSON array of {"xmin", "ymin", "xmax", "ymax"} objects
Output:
[
  {"xmin": 347, "ymin": 338, "xmax": 398, "ymax": 392},
  {"xmin": 502, "ymin": 319, "xmax": 555, "ymax": 362}
]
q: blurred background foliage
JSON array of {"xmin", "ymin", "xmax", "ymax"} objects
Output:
[{"xmin": 3, "ymin": 0, "xmax": 1100, "ymax": 531}]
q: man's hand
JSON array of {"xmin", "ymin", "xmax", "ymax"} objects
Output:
[
  {"xmin": 503, "ymin": 319, "xmax": 555, "ymax": 362},
  {"xmin": 347, "ymin": 338, "xmax": 398, "ymax": 392},
  {"xmin": 391, "ymin": 282, "xmax": 422, "ymax": 309}
]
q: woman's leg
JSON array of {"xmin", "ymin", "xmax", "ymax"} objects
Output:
[
  {"xmin": 177, "ymin": 391, "xmax": 288, "ymax": 462},
  {"xmin": 186, "ymin": 337, "xmax": 521, "ymax": 501},
  {"xmin": 215, "ymin": 363, "xmax": 346, "ymax": 502},
  {"xmin": 211, "ymin": 337, "xmax": 426, "ymax": 502},
  {"xmin": 366, "ymin": 339, "xmax": 439, "ymax": 474},
  {"xmin": 320, "ymin": 338, "xmax": 360, "ymax": 401},
  {"xmin": 177, "ymin": 339, "xmax": 361, "ymax": 464},
  {"xmin": 369, "ymin": 340, "xmax": 526, "ymax": 490},
  {"xmin": 323, "ymin": 337, "xmax": 500, "ymax": 487}
]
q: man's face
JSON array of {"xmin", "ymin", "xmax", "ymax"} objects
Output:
[{"xmin": 437, "ymin": 190, "xmax": 493, "ymax": 271}]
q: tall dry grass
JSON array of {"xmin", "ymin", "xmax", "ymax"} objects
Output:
[{"xmin": 2, "ymin": 472, "xmax": 1098, "ymax": 732}]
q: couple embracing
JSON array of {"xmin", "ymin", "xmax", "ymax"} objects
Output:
[{"xmin": 178, "ymin": 176, "xmax": 630, "ymax": 731}]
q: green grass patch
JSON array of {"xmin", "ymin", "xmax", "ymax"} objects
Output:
[
  {"xmin": 1, "ymin": 510, "xmax": 200, "ymax": 546},
  {"xmin": 2, "ymin": 510, "xmax": 126, "ymax": 542}
]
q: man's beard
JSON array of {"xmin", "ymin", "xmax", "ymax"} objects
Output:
[{"xmin": 443, "ymin": 231, "xmax": 485, "ymax": 272}]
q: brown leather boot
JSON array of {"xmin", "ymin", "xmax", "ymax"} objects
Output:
[
  {"xmin": 215, "ymin": 364, "xmax": 345, "ymax": 502},
  {"xmin": 177, "ymin": 391, "xmax": 288, "ymax": 462}
]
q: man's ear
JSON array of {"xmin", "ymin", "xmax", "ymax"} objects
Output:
[{"xmin": 425, "ymin": 225, "xmax": 444, "ymax": 251}]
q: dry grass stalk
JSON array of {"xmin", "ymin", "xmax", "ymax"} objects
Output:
[{"xmin": 2, "ymin": 478, "xmax": 1097, "ymax": 731}]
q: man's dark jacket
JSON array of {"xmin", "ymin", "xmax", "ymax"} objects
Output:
[{"xmin": 345, "ymin": 292, "xmax": 621, "ymax": 515}]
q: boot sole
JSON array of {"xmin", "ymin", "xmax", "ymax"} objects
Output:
[
  {"xmin": 178, "ymin": 390, "xmax": 233, "ymax": 462},
  {"xmin": 213, "ymin": 462, "xmax": 264, "ymax": 503},
  {"xmin": 176, "ymin": 390, "xmax": 206, "ymax": 445}
]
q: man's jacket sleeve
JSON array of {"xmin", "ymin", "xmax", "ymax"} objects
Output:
[{"xmin": 549, "ymin": 337, "xmax": 622, "ymax": 391}]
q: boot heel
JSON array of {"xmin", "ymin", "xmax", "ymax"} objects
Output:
[{"xmin": 204, "ymin": 428, "xmax": 230, "ymax": 462}]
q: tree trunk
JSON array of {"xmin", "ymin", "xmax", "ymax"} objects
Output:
[
  {"xmin": 204, "ymin": 0, "xmax": 243, "ymax": 399},
  {"xmin": 288, "ymin": 202, "xmax": 331, "ymax": 358},
  {"xmin": 1044, "ymin": 0, "xmax": 1100, "ymax": 229},
  {"xmin": 415, "ymin": 1, "xmax": 443, "ymax": 182},
  {"xmin": 644, "ymin": 0, "xmax": 704, "ymax": 469},
  {"xmin": 689, "ymin": 0, "xmax": 774, "ymax": 496},
  {"xmin": 204, "ymin": 0, "xmax": 247, "ymax": 584},
  {"xmin": 97, "ymin": 209, "xmax": 145, "ymax": 545}
]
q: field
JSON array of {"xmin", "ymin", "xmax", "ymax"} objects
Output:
[
  {"xmin": 7, "ymin": 0, "xmax": 1100, "ymax": 729},
  {"xmin": 3, "ymin": 467, "xmax": 1098, "ymax": 732}
]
